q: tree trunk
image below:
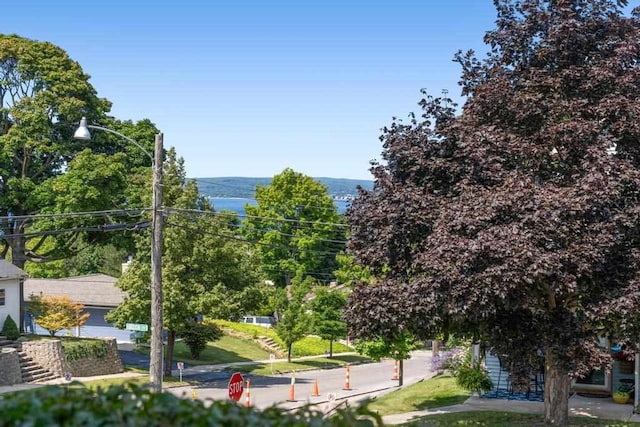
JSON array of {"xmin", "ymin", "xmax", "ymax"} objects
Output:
[
  {"xmin": 11, "ymin": 236, "xmax": 27, "ymax": 333},
  {"xmin": 544, "ymin": 350, "xmax": 571, "ymax": 425},
  {"xmin": 164, "ymin": 329, "xmax": 175, "ymax": 378},
  {"xmin": 399, "ymin": 359, "xmax": 404, "ymax": 387},
  {"xmin": 329, "ymin": 339, "xmax": 333, "ymax": 358},
  {"xmin": 432, "ymin": 340, "xmax": 439, "ymax": 357},
  {"xmin": 287, "ymin": 343, "xmax": 292, "ymax": 363}
]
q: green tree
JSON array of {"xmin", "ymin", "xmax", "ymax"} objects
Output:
[
  {"xmin": 243, "ymin": 168, "xmax": 345, "ymax": 288},
  {"xmin": 180, "ymin": 322, "xmax": 223, "ymax": 359},
  {"xmin": 354, "ymin": 333, "xmax": 418, "ymax": 387},
  {"xmin": 345, "ymin": 1, "xmax": 640, "ymax": 424},
  {"xmin": 274, "ymin": 281, "xmax": 311, "ymax": 362},
  {"xmin": 333, "ymin": 252, "xmax": 374, "ymax": 288},
  {"xmin": 309, "ymin": 287, "xmax": 347, "ymax": 357},
  {"xmin": 28, "ymin": 295, "xmax": 89, "ymax": 337},
  {"xmin": 0, "ymin": 34, "xmax": 122, "ymax": 270},
  {"xmin": 1, "ymin": 314, "xmax": 19, "ymax": 340},
  {"xmin": 107, "ymin": 149, "xmax": 260, "ymax": 376}
]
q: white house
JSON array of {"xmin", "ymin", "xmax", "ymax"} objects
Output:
[{"xmin": 0, "ymin": 259, "xmax": 28, "ymax": 333}]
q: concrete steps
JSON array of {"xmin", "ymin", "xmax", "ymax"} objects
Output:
[
  {"xmin": 18, "ymin": 350, "xmax": 57, "ymax": 383},
  {"xmin": 257, "ymin": 336, "xmax": 283, "ymax": 357}
]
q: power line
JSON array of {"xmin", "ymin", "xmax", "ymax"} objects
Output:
[
  {"xmin": 0, "ymin": 208, "xmax": 150, "ymax": 222},
  {"xmin": 0, "ymin": 220, "xmax": 149, "ymax": 238},
  {"xmin": 163, "ymin": 220, "xmax": 345, "ymax": 257},
  {"xmin": 164, "ymin": 209, "xmax": 347, "ymax": 244},
  {"xmin": 165, "ymin": 207, "xmax": 349, "ymax": 229}
]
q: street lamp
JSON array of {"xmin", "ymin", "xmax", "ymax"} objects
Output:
[{"xmin": 74, "ymin": 117, "xmax": 164, "ymax": 392}]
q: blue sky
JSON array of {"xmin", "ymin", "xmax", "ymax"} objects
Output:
[{"xmin": 6, "ymin": 1, "xmax": 501, "ymax": 180}]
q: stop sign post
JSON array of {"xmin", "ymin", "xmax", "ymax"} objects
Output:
[{"xmin": 228, "ymin": 372, "xmax": 244, "ymax": 402}]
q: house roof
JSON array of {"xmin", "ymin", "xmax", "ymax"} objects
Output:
[
  {"xmin": 0, "ymin": 259, "xmax": 27, "ymax": 280},
  {"xmin": 24, "ymin": 274, "xmax": 125, "ymax": 308}
]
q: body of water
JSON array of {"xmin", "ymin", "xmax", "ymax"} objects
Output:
[{"xmin": 210, "ymin": 197, "xmax": 349, "ymax": 216}]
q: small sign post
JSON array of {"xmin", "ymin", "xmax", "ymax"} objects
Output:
[
  {"xmin": 177, "ymin": 362, "xmax": 184, "ymax": 381},
  {"xmin": 126, "ymin": 323, "xmax": 149, "ymax": 332},
  {"xmin": 269, "ymin": 353, "xmax": 275, "ymax": 375}
]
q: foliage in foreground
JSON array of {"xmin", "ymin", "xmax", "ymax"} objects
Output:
[{"xmin": 0, "ymin": 384, "xmax": 382, "ymax": 427}]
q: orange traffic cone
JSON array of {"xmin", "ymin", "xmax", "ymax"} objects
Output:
[
  {"xmin": 287, "ymin": 372, "xmax": 296, "ymax": 401},
  {"xmin": 312, "ymin": 378, "xmax": 320, "ymax": 396},
  {"xmin": 245, "ymin": 378, "xmax": 251, "ymax": 408},
  {"xmin": 343, "ymin": 364, "xmax": 352, "ymax": 390},
  {"xmin": 392, "ymin": 360, "xmax": 399, "ymax": 380}
]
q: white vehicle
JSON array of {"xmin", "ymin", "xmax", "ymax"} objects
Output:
[{"xmin": 240, "ymin": 315, "xmax": 275, "ymax": 328}]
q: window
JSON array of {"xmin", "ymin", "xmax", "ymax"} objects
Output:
[{"xmin": 0, "ymin": 289, "xmax": 4, "ymax": 306}]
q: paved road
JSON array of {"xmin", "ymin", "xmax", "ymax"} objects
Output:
[{"xmin": 166, "ymin": 351, "xmax": 434, "ymax": 410}]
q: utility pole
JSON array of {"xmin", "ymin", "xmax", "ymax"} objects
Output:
[{"xmin": 149, "ymin": 133, "xmax": 164, "ymax": 392}]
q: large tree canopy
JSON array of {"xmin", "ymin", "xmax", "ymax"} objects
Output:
[
  {"xmin": 243, "ymin": 168, "xmax": 345, "ymax": 287},
  {"xmin": 345, "ymin": 1, "xmax": 640, "ymax": 424},
  {"xmin": 0, "ymin": 34, "xmax": 154, "ymax": 270},
  {"xmin": 107, "ymin": 148, "xmax": 261, "ymax": 376}
]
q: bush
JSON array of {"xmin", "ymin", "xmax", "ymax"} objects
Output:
[
  {"xmin": 455, "ymin": 363, "xmax": 493, "ymax": 395},
  {"xmin": 62, "ymin": 338, "xmax": 109, "ymax": 362},
  {"xmin": 180, "ymin": 322, "xmax": 223, "ymax": 359},
  {"xmin": 0, "ymin": 384, "xmax": 382, "ymax": 426},
  {"xmin": 1, "ymin": 314, "xmax": 19, "ymax": 340}
]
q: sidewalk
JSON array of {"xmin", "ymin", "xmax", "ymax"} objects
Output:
[{"xmin": 381, "ymin": 394, "xmax": 640, "ymax": 425}]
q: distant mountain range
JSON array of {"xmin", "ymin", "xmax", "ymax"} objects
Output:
[{"xmin": 195, "ymin": 177, "xmax": 374, "ymax": 199}]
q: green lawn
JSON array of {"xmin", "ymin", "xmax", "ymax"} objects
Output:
[
  {"xmin": 71, "ymin": 375, "xmax": 189, "ymax": 391},
  {"xmin": 225, "ymin": 354, "xmax": 370, "ymax": 375},
  {"xmin": 132, "ymin": 320, "xmax": 356, "ymax": 368},
  {"xmin": 368, "ymin": 374, "xmax": 640, "ymax": 426},
  {"xmin": 407, "ymin": 411, "xmax": 640, "ymax": 426},
  {"xmin": 368, "ymin": 374, "xmax": 471, "ymax": 415},
  {"xmin": 172, "ymin": 335, "xmax": 271, "ymax": 365},
  {"xmin": 213, "ymin": 320, "xmax": 353, "ymax": 357}
]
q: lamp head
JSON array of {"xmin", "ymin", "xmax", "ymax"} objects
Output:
[{"xmin": 73, "ymin": 117, "xmax": 92, "ymax": 141}]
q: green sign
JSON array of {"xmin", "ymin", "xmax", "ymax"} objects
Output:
[{"xmin": 126, "ymin": 323, "xmax": 149, "ymax": 332}]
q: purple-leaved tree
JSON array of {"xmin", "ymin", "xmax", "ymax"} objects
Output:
[{"xmin": 345, "ymin": 1, "xmax": 640, "ymax": 424}]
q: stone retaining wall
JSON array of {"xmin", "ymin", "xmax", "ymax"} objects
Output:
[
  {"xmin": 0, "ymin": 348, "xmax": 22, "ymax": 385},
  {"xmin": 19, "ymin": 338, "xmax": 123, "ymax": 379},
  {"xmin": 21, "ymin": 339, "xmax": 65, "ymax": 376},
  {"xmin": 67, "ymin": 338, "xmax": 123, "ymax": 377}
]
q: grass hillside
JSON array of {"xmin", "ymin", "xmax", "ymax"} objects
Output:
[{"xmin": 212, "ymin": 319, "xmax": 353, "ymax": 358}]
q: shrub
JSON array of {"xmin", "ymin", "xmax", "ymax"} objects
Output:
[
  {"xmin": 0, "ymin": 384, "xmax": 383, "ymax": 426},
  {"xmin": 455, "ymin": 363, "xmax": 493, "ymax": 395},
  {"xmin": 62, "ymin": 338, "xmax": 109, "ymax": 362},
  {"xmin": 180, "ymin": 322, "xmax": 223, "ymax": 359},
  {"xmin": 1, "ymin": 314, "xmax": 19, "ymax": 340}
]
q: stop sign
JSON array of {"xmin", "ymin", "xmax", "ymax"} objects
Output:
[{"xmin": 228, "ymin": 372, "xmax": 244, "ymax": 401}]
